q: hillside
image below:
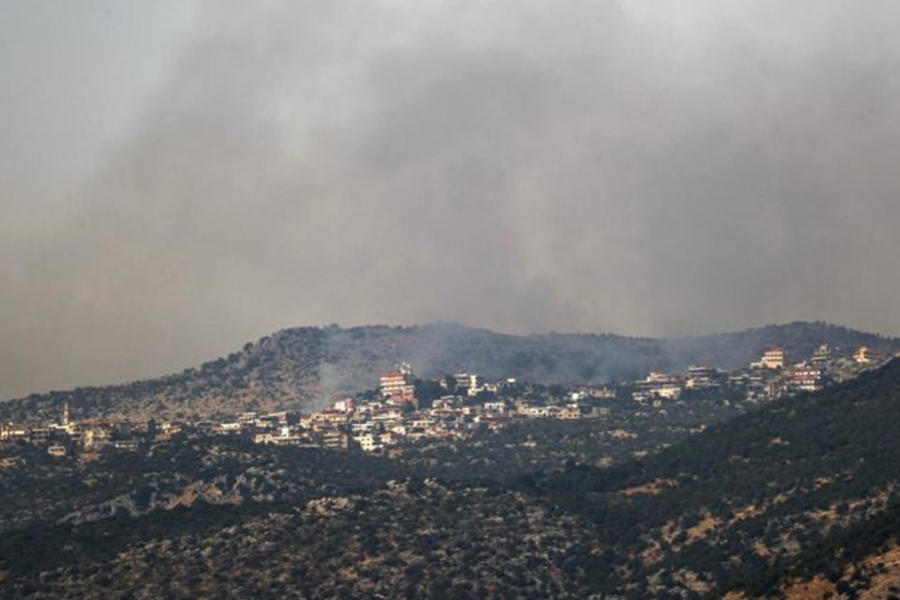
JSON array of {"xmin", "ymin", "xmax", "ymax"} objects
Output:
[
  {"xmin": 6, "ymin": 357, "xmax": 900, "ymax": 597},
  {"xmin": 2, "ymin": 321, "xmax": 896, "ymax": 422},
  {"xmin": 521, "ymin": 356, "xmax": 900, "ymax": 596}
]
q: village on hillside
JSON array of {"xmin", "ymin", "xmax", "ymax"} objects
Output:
[{"xmin": 0, "ymin": 343, "xmax": 890, "ymax": 465}]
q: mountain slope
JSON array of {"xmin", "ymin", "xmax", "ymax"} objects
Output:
[
  {"xmin": 2, "ymin": 321, "xmax": 896, "ymax": 421},
  {"xmin": 0, "ymin": 328, "xmax": 328, "ymax": 422},
  {"xmin": 5, "ymin": 358, "xmax": 900, "ymax": 597},
  {"xmin": 522, "ymin": 356, "xmax": 900, "ymax": 596}
]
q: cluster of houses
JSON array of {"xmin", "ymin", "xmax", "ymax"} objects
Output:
[
  {"xmin": 253, "ymin": 365, "xmax": 610, "ymax": 454},
  {"xmin": 0, "ymin": 366, "xmax": 610, "ymax": 458},
  {"xmin": 249, "ymin": 343, "xmax": 886, "ymax": 453},
  {"xmin": 0, "ymin": 403, "xmax": 167, "ymax": 459},
  {"xmin": 0, "ymin": 344, "xmax": 890, "ymax": 459},
  {"xmin": 630, "ymin": 344, "xmax": 887, "ymax": 406}
]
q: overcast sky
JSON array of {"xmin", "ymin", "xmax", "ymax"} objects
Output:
[{"xmin": 3, "ymin": 1, "xmax": 900, "ymax": 399}]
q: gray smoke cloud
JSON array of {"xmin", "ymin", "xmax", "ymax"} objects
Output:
[{"xmin": 4, "ymin": 0, "xmax": 900, "ymax": 399}]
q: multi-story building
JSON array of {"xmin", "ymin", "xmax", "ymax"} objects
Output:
[
  {"xmin": 0, "ymin": 422, "xmax": 29, "ymax": 441},
  {"xmin": 332, "ymin": 398, "xmax": 354, "ymax": 413},
  {"xmin": 453, "ymin": 373, "xmax": 482, "ymax": 394},
  {"xmin": 810, "ymin": 344, "xmax": 832, "ymax": 364},
  {"xmin": 634, "ymin": 372, "xmax": 683, "ymax": 400},
  {"xmin": 29, "ymin": 427, "xmax": 50, "ymax": 444},
  {"xmin": 787, "ymin": 364, "xmax": 823, "ymax": 392},
  {"xmin": 685, "ymin": 366, "xmax": 723, "ymax": 389},
  {"xmin": 380, "ymin": 364, "xmax": 416, "ymax": 405},
  {"xmin": 759, "ymin": 348, "xmax": 785, "ymax": 370},
  {"xmin": 320, "ymin": 430, "xmax": 349, "ymax": 450},
  {"xmin": 355, "ymin": 433, "xmax": 381, "ymax": 453}
]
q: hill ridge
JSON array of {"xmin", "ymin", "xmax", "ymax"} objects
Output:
[{"xmin": 2, "ymin": 321, "xmax": 897, "ymax": 422}]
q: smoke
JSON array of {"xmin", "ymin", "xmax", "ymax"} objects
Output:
[{"xmin": 4, "ymin": 0, "xmax": 900, "ymax": 399}]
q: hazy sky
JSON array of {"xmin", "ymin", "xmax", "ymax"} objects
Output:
[{"xmin": 4, "ymin": 0, "xmax": 900, "ymax": 399}]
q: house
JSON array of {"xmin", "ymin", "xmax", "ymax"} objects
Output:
[
  {"xmin": 83, "ymin": 427, "xmax": 111, "ymax": 450},
  {"xmin": 113, "ymin": 439, "xmax": 139, "ymax": 451},
  {"xmin": 410, "ymin": 418, "xmax": 436, "ymax": 430},
  {"xmin": 320, "ymin": 430, "xmax": 348, "ymax": 450},
  {"xmin": 453, "ymin": 373, "xmax": 480, "ymax": 392},
  {"xmin": 0, "ymin": 457, "xmax": 22, "ymax": 469},
  {"xmin": 332, "ymin": 398, "xmax": 354, "ymax": 413},
  {"xmin": 580, "ymin": 386, "xmax": 617, "ymax": 399},
  {"xmin": 355, "ymin": 433, "xmax": 382, "ymax": 453},
  {"xmin": 29, "ymin": 427, "xmax": 50, "ymax": 444},
  {"xmin": 634, "ymin": 372, "xmax": 683, "ymax": 400},
  {"xmin": 350, "ymin": 421, "xmax": 376, "ymax": 434},
  {"xmin": 558, "ymin": 406, "xmax": 582, "ymax": 420},
  {"xmin": 380, "ymin": 364, "xmax": 416, "ymax": 404},
  {"xmin": 432, "ymin": 396, "xmax": 461, "ymax": 410},
  {"xmin": 854, "ymin": 346, "xmax": 882, "ymax": 365},
  {"xmin": 217, "ymin": 422, "xmax": 242, "ymax": 434},
  {"xmin": 47, "ymin": 444, "xmax": 67, "ymax": 457},
  {"xmin": 238, "ymin": 412, "xmax": 258, "ymax": 424},
  {"xmin": 685, "ymin": 366, "xmax": 723, "ymax": 389},
  {"xmin": 759, "ymin": 348, "xmax": 785, "ymax": 370},
  {"xmin": 0, "ymin": 423, "xmax": 29, "ymax": 441},
  {"xmin": 254, "ymin": 432, "xmax": 276, "ymax": 445},
  {"xmin": 380, "ymin": 431, "xmax": 403, "ymax": 446},
  {"xmin": 787, "ymin": 364, "xmax": 823, "ymax": 392},
  {"xmin": 811, "ymin": 344, "xmax": 831, "ymax": 364},
  {"xmin": 522, "ymin": 406, "xmax": 556, "ymax": 418}
]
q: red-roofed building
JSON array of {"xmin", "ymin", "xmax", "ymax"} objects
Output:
[{"xmin": 379, "ymin": 364, "xmax": 416, "ymax": 406}]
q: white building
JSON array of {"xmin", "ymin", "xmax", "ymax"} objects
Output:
[
  {"xmin": 758, "ymin": 348, "xmax": 785, "ymax": 369},
  {"xmin": 854, "ymin": 346, "xmax": 881, "ymax": 365},
  {"xmin": 47, "ymin": 444, "xmax": 67, "ymax": 457}
]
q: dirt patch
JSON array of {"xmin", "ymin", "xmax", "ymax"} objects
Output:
[
  {"xmin": 621, "ymin": 478, "xmax": 678, "ymax": 497},
  {"xmin": 687, "ymin": 515, "xmax": 721, "ymax": 541},
  {"xmin": 857, "ymin": 543, "xmax": 900, "ymax": 599},
  {"xmin": 783, "ymin": 576, "xmax": 836, "ymax": 599}
]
